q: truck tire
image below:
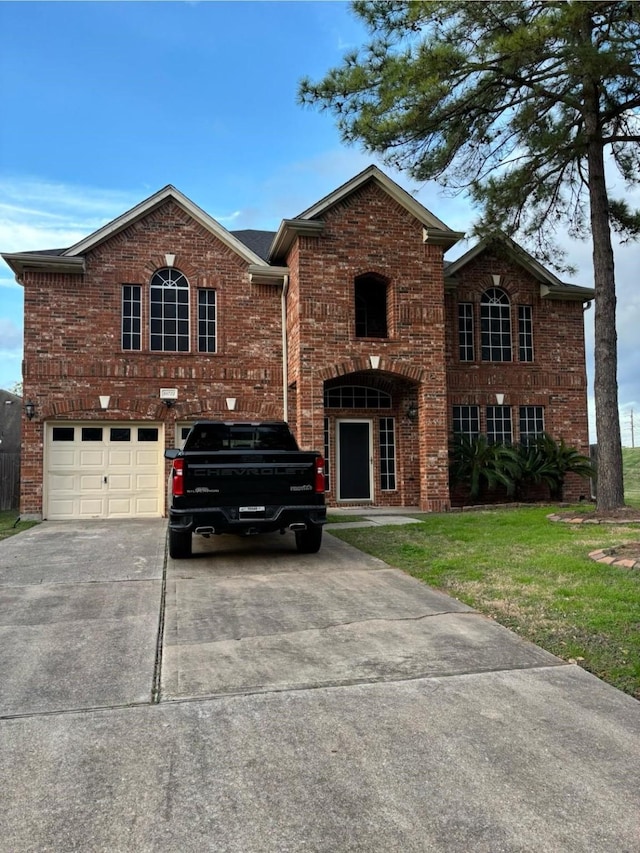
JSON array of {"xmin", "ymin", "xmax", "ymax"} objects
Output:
[
  {"xmin": 295, "ymin": 526, "xmax": 323, "ymax": 554},
  {"xmin": 169, "ymin": 528, "xmax": 192, "ymax": 559}
]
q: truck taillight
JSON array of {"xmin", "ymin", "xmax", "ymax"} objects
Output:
[
  {"xmin": 314, "ymin": 456, "xmax": 325, "ymax": 494},
  {"xmin": 172, "ymin": 458, "xmax": 185, "ymax": 497}
]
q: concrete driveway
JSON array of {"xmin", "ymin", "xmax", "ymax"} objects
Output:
[{"xmin": 0, "ymin": 520, "xmax": 638, "ymax": 852}]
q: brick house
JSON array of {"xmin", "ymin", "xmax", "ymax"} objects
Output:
[{"xmin": 2, "ymin": 166, "xmax": 594, "ymax": 520}]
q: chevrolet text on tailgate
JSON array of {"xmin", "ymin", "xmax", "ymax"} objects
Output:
[{"xmin": 165, "ymin": 421, "xmax": 326, "ymax": 558}]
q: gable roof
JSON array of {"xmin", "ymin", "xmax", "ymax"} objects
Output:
[
  {"xmin": 268, "ymin": 165, "xmax": 464, "ymax": 263},
  {"xmin": 445, "ymin": 236, "xmax": 595, "ymax": 302},
  {"xmin": 63, "ymin": 185, "xmax": 267, "ymax": 266},
  {"xmin": 1, "ymin": 186, "xmax": 270, "ymax": 279}
]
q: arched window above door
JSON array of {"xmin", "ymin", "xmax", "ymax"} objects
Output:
[{"xmin": 324, "ymin": 386, "xmax": 392, "ymax": 409}]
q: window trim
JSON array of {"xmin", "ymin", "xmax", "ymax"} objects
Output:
[
  {"xmin": 198, "ymin": 288, "xmax": 217, "ymax": 353},
  {"xmin": 122, "ymin": 284, "xmax": 142, "ymax": 351},
  {"xmin": 324, "ymin": 385, "xmax": 392, "ymax": 409},
  {"xmin": 150, "ymin": 267, "xmax": 190, "ymax": 353},
  {"xmin": 379, "ymin": 417, "xmax": 397, "ymax": 491},
  {"xmin": 518, "ymin": 305, "xmax": 534, "ymax": 362},
  {"xmin": 458, "ymin": 302, "xmax": 475, "ymax": 362},
  {"xmin": 486, "ymin": 405, "xmax": 513, "ymax": 445},
  {"xmin": 519, "ymin": 406, "xmax": 545, "ymax": 445},
  {"xmin": 452, "ymin": 405, "xmax": 480, "ymax": 439},
  {"xmin": 481, "ymin": 288, "xmax": 512, "ymax": 362}
]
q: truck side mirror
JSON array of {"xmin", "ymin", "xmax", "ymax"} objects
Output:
[{"xmin": 164, "ymin": 448, "xmax": 180, "ymax": 460}]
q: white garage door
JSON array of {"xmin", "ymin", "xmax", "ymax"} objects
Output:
[{"xmin": 45, "ymin": 422, "xmax": 164, "ymax": 519}]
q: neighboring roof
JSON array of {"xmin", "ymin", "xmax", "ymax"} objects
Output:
[
  {"xmin": 269, "ymin": 165, "xmax": 464, "ymax": 263},
  {"xmin": 445, "ymin": 236, "xmax": 595, "ymax": 302}
]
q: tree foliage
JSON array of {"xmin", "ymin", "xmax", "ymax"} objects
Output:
[
  {"xmin": 300, "ymin": 0, "xmax": 640, "ymax": 510},
  {"xmin": 300, "ymin": 1, "xmax": 640, "ymax": 258}
]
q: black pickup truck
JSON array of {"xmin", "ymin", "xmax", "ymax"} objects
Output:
[{"xmin": 165, "ymin": 421, "xmax": 326, "ymax": 558}]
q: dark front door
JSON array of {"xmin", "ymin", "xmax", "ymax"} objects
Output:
[{"xmin": 338, "ymin": 420, "xmax": 371, "ymax": 501}]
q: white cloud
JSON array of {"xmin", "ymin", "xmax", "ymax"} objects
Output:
[
  {"xmin": 0, "ymin": 318, "xmax": 22, "ymax": 351},
  {"xmin": 0, "ymin": 176, "xmax": 142, "ymax": 255}
]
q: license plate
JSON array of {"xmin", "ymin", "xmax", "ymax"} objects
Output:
[{"xmin": 239, "ymin": 506, "xmax": 265, "ymax": 513}]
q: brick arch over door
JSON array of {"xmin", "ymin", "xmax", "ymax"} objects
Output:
[{"xmin": 318, "ymin": 357, "xmax": 424, "ymax": 384}]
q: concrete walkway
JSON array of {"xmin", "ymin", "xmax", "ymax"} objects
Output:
[
  {"xmin": 325, "ymin": 506, "xmax": 424, "ymax": 530},
  {"xmin": 0, "ymin": 520, "xmax": 638, "ymax": 852}
]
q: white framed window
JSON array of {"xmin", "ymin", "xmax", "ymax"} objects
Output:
[
  {"xmin": 519, "ymin": 406, "xmax": 544, "ymax": 445},
  {"xmin": 150, "ymin": 268, "xmax": 190, "ymax": 352},
  {"xmin": 198, "ymin": 289, "xmax": 217, "ymax": 353},
  {"xmin": 379, "ymin": 417, "xmax": 396, "ymax": 491},
  {"xmin": 324, "ymin": 386, "xmax": 392, "ymax": 409},
  {"xmin": 518, "ymin": 305, "xmax": 534, "ymax": 362},
  {"xmin": 481, "ymin": 288, "xmax": 512, "ymax": 362},
  {"xmin": 486, "ymin": 406, "xmax": 513, "ymax": 444},
  {"xmin": 122, "ymin": 284, "xmax": 141, "ymax": 351},
  {"xmin": 458, "ymin": 303, "xmax": 474, "ymax": 361},
  {"xmin": 453, "ymin": 405, "xmax": 480, "ymax": 439}
]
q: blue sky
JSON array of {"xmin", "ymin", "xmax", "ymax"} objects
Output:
[{"xmin": 1, "ymin": 0, "xmax": 638, "ymax": 444}]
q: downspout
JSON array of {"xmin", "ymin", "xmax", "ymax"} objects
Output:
[{"xmin": 281, "ymin": 274, "xmax": 289, "ymax": 422}]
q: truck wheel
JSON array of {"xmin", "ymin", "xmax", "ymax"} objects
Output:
[
  {"xmin": 295, "ymin": 527, "xmax": 323, "ymax": 554},
  {"xmin": 169, "ymin": 528, "xmax": 192, "ymax": 559}
]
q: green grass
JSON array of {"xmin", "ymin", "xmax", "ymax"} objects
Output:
[
  {"xmin": 623, "ymin": 447, "xmax": 640, "ymax": 501},
  {"xmin": 0, "ymin": 509, "xmax": 39, "ymax": 541},
  {"xmin": 330, "ymin": 505, "xmax": 640, "ymax": 699}
]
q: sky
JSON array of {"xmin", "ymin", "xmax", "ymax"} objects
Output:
[{"xmin": 0, "ymin": 0, "xmax": 638, "ymax": 445}]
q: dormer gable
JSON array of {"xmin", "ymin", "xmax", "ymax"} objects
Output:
[
  {"xmin": 445, "ymin": 235, "xmax": 595, "ymax": 303},
  {"xmin": 268, "ymin": 165, "xmax": 464, "ymax": 263}
]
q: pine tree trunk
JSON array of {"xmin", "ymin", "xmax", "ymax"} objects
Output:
[{"xmin": 583, "ymin": 72, "xmax": 625, "ymax": 510}]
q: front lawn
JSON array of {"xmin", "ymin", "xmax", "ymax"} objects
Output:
[
  {"xmin": 330, "ymin": 505, "xmax": 640, "ymax": 699},
  {"xmin": 0, "ymin": 510, "xmax": 39, "ymax": 541}
]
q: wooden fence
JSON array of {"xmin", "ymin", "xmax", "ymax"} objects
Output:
[{"xmin": 0, "ymin": 453, "xmax": 20, "ymax": 510}]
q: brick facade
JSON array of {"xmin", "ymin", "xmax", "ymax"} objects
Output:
[{"xmin": 3, "ymin": 166, "xmax": 594, "ymax": 518}]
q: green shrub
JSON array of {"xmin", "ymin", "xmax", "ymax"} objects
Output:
[{"xmin": 450, "ymin": 433, "xmax": 594, "ymax": 503}]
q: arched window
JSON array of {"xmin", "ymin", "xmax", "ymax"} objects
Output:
[
  {"xmin": 481, "ymin": 287, "xmax": 511, "ymax": 362},
  {"xmin": 150, "ymin": 268, "xmax": 189, "ymax": 352},
  {"xmin": 324, "ymin": 386, "xmax": 392, "ymax": 409},
  {"xmin": 355, "ymin": 273, "xmax": 388, "ymax": 338}
]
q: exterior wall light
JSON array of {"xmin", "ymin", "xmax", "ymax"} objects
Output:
[
  {"xmin": 160, "ymin": 388, "xmax": 178, "ymax": 409},
  {"xmin": 406, "ymin": 401, "xmax": 418, "ymax": 421},
  {"xmin": 24, "ymin": 401, "xmax": 36, "ymax": 420}
]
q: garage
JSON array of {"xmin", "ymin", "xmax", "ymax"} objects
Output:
[{"xmin": 45, "ymin": 422, "xmax": 164, "ymax": 519}]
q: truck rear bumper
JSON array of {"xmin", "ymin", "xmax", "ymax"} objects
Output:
[{"xmin": 168, "ymin": 504, "xmax": 326, "ymax": 536}]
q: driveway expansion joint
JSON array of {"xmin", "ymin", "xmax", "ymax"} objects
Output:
[
  {"xmin": 151, "ymin": 533, "xmax": 169, "ymax": 704},
  {"xmin": 158, "ymin": 662, "xmax": 575, "ymax": 705}
]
